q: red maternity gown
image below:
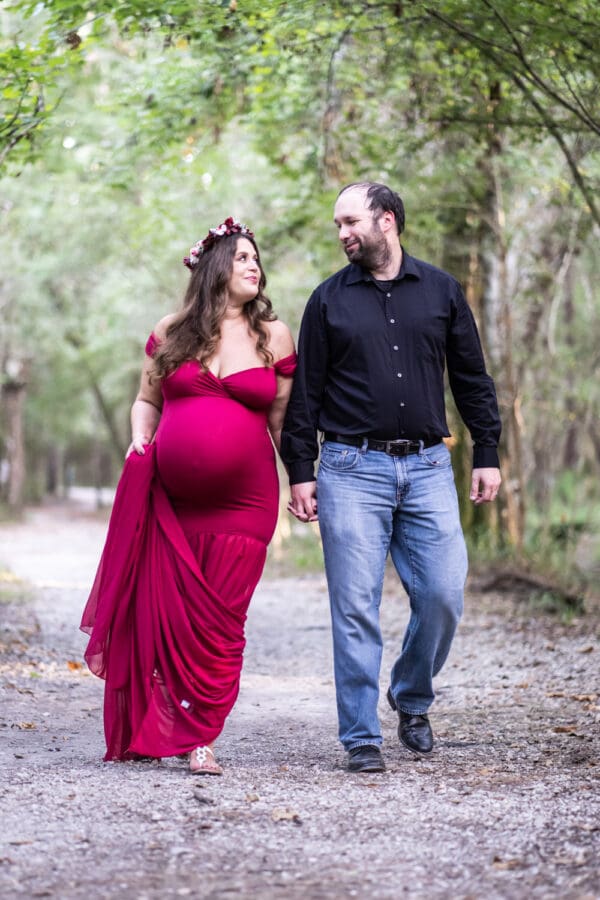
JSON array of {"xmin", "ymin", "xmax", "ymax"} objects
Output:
[{"xmin": 81, "ymin": 334, "xmax": 296, "ymax": 761}]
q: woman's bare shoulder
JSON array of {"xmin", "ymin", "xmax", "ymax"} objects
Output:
[
  {"xmin": 265, "ymin": 319, "xmax": 295, "ymax": 360},
  {"xmin": 153, "ymin": 313, "xmax": 179, "ymax": 340}
]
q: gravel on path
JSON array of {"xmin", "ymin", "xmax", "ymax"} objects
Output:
[{"xmin": 0, "ymin": 498, "xmax": 598, "ymax": 899}]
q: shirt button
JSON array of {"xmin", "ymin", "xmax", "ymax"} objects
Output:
[
  {"xmin": 386, "ymin": 292, "xmax": 391, "ymax": 298},
  {"xmin": 400, "ymin": 402, "xmax": 405, "ymax": 407},
  {"xmin": 393, "ymin": 345, "xmax": 399, "ymax": 351},
  {"xmin": 390, "ymin": 318, "xmax": 395, "ymax": 324},
  {"xmin": 397, "ymin": 373, "xmax": 402, "ymax": 378}
]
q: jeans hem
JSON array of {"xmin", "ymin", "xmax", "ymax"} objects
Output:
[{"xmin": 346, "ymin": 740, "xmax": 383, "ymax": 752}]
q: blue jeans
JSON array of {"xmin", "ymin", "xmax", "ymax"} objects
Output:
[{"xmin": 317, "ymin": 440, "xmax": 467, "ymax": 751}]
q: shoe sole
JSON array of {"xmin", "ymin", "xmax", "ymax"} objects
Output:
[{"xmin": 398, "ymin": 734, "xmax": 433, "ymax": 757}]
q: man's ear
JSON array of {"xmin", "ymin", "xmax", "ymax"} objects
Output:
[{"xmin": 380, "ymin": 210, "xmax": 397, "ymax": 234}]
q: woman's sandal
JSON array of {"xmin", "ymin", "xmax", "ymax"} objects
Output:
[{"xmin": 189, "ymin": 745, "xmax": 223, "ymax": 776}]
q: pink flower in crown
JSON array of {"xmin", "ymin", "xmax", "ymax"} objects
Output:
[
  {"xmin": 183, "ymin": 217, "xmax": 254, "ymax": 269},
  {"xmin": 182, "ymin": 240, "xmax": 203, "ymax": 269}
]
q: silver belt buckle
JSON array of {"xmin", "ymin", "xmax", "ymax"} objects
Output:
[{"xmin": 385, "ymin": 439, "xmax": 411, "ymax": 456}]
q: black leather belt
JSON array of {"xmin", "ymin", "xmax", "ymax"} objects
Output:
[{"xmin": 323, "ymin": 432, "xmax": 441, "ymax": 457}]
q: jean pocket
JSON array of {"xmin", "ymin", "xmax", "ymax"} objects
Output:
[
  {"xmin": 420, "ymin": 442, "xmax": 452, "ymax": 468},
  {"xmin": 319, "ymin": 443, "xmax": 361, "ymax": 471}
]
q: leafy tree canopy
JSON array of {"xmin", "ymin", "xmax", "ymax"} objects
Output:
[{"xmin": 2, "ymin": 1, "xmax": 599, "ymax": 231}]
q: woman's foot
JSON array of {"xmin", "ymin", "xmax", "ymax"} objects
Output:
[{"xmin": 189, "ymin": 745, "xmax": 223, "ymax": 775}]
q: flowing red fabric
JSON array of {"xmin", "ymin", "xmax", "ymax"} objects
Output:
[{"xmin": 81, "ymin": 347, "xmax": 296, "ymax": 761}]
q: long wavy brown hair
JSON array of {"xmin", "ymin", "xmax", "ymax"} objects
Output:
[{"xmin": 151, "ymin": 233, "xmax": 276, "ymax": 380}]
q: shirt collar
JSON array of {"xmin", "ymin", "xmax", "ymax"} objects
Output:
[{"xmin": 346, "ymin": 247, "xmax": 421, "ymax": 285}]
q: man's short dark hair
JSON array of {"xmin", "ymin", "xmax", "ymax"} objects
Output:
[{"xmin": 338, "ymin": 182, "xmax": 405, "ymax": 235}]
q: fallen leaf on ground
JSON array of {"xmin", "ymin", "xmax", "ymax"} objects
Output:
[
  {"xmin": 271, "ymin": 807, "xmax": 301, "ymax": 824},
  {"xmin": 552, "ymin": 850, "xmax": 587, "ymax": 866},
  {"xmin": 492, "ymin": 856, "xmax": 523, "ymax": 870},
  {"xmin": 13, "ymin": 722, "xmax": 36, "ymax": 730},
  {"xmin": 66, "ymin": 660, "xmax": 83, "ymax": 671}
]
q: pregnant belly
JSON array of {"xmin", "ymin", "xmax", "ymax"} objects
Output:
[{"xmin": 155, "ymin": 397, "xmax": 273, "ymax": 506}]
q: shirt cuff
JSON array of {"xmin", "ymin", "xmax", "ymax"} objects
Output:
[
  {"xmin": 473, "ymin": 445, "xmax": 500, "ymax": 469},
  {"xmin": 288, "ymin": 461, "xmax": 317, "ymax": 485}
]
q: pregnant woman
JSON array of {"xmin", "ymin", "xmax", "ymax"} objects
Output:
[{"xmin": 81, "ymin": 218, "xmax": 296, "ymax": 774}]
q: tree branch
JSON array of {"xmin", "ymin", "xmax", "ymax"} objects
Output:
[
  {"xmin": 0, "ymin": 118, "xmax": 43, "ymax": 168},
  {"xmin": 424, "ymin": 4, "xmax": 600, "ymax": 137},
  {"xmin": 511, "ymin": 71, "xmax": 600, "ymax": 230}
]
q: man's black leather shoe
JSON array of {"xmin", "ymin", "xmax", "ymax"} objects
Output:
[
  {"xmin": 399, "ymin": 712, "xmax": 433, "ymax": 754},
  {"xmin": 347, "ymin": 744, "xmax": 386, "ymax": 773},
  {"xmin": 387, "ymin": 687, "xmax": 434, "ymax": 755}
]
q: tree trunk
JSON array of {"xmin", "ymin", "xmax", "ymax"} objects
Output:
[
  {"xmin": 46, "ymin": 443, "xmax": 65, "ymax": 496},
  {"xmin": 438, "ymin": 129, "xmax": 523, "ymax": 550},
  {"xmin": 475, "ymin": 99, "xmax": 526, "ymax": 552},
  {"xmin": 64, "ymin": 333, "xmax": 128, "ymax": 460},
  {"xmin": 1, "ymin": 362, "xmax": 28, "ymax": 512},
  {"xmin": 561, "ymin": 264, "xmax": 579, "ymax": 471}
]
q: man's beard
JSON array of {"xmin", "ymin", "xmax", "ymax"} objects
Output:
[{"xmin": 343, "ymin": 224, "xmax": 391, "ymax": 273}]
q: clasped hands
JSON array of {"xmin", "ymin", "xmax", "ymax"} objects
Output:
[{"xmin": 287, "ymin": 482, "xmax": 318, "ymax": 522}]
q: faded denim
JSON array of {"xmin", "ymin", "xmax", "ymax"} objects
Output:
[{"xmin": 317, "ymin": 440, "xmax": 467, "ymax": 751}]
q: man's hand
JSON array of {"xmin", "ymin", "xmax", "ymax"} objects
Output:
[
  {"xmin": 470, "ymin": 467, "xmax": 501, "ymax": 505},
  {"xmin": 287, "ymin": 481, "xmax": 318, "ymax": 522}
]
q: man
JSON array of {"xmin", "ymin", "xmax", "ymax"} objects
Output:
[{"xmin": 281, "ymin": 182, "xmax": 501, "ymax": 773}]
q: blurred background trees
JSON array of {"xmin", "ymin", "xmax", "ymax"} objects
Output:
[{"xmin": 1, "ymin": 0, "xmax": 599, "ymax": 602}]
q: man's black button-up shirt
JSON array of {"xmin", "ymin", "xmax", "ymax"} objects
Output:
[{"xmin": 281, "ymin": 250, "xmax": 501, "ymax": 484}]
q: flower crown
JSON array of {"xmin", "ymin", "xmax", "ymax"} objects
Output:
[{"xmin": 183, "ymin": 217, "xmax": 254, "ymax": 269}]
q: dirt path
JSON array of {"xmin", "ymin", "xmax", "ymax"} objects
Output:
[{"xmin": 0, "ymin": 497, "xmax": 599, "ymax": 899}]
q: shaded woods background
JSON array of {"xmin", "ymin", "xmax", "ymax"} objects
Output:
[{"xmin": 1, "ymin": 0, "xmax": 599, "ymax": 607}]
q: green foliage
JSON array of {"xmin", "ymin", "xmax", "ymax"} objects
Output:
[
  {"xmin": 468, "ymin": 466, "xmax": 600, "ymax": 608},
  {"xmin": 0, "ymin": 4, "xmax": 83, "ymax": 169},
  {"xmin": 4, "ymin": 1, "xmax": 599, "ymax": 234}
]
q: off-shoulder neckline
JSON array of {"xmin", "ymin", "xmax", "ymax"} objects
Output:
[
  {"xmin": 148, "ymin": 332, "xmax": 296, "ymax": 380},
  {"xmin": 205, "ymin": 351, "xmax": 297, "ymax": 381}
]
